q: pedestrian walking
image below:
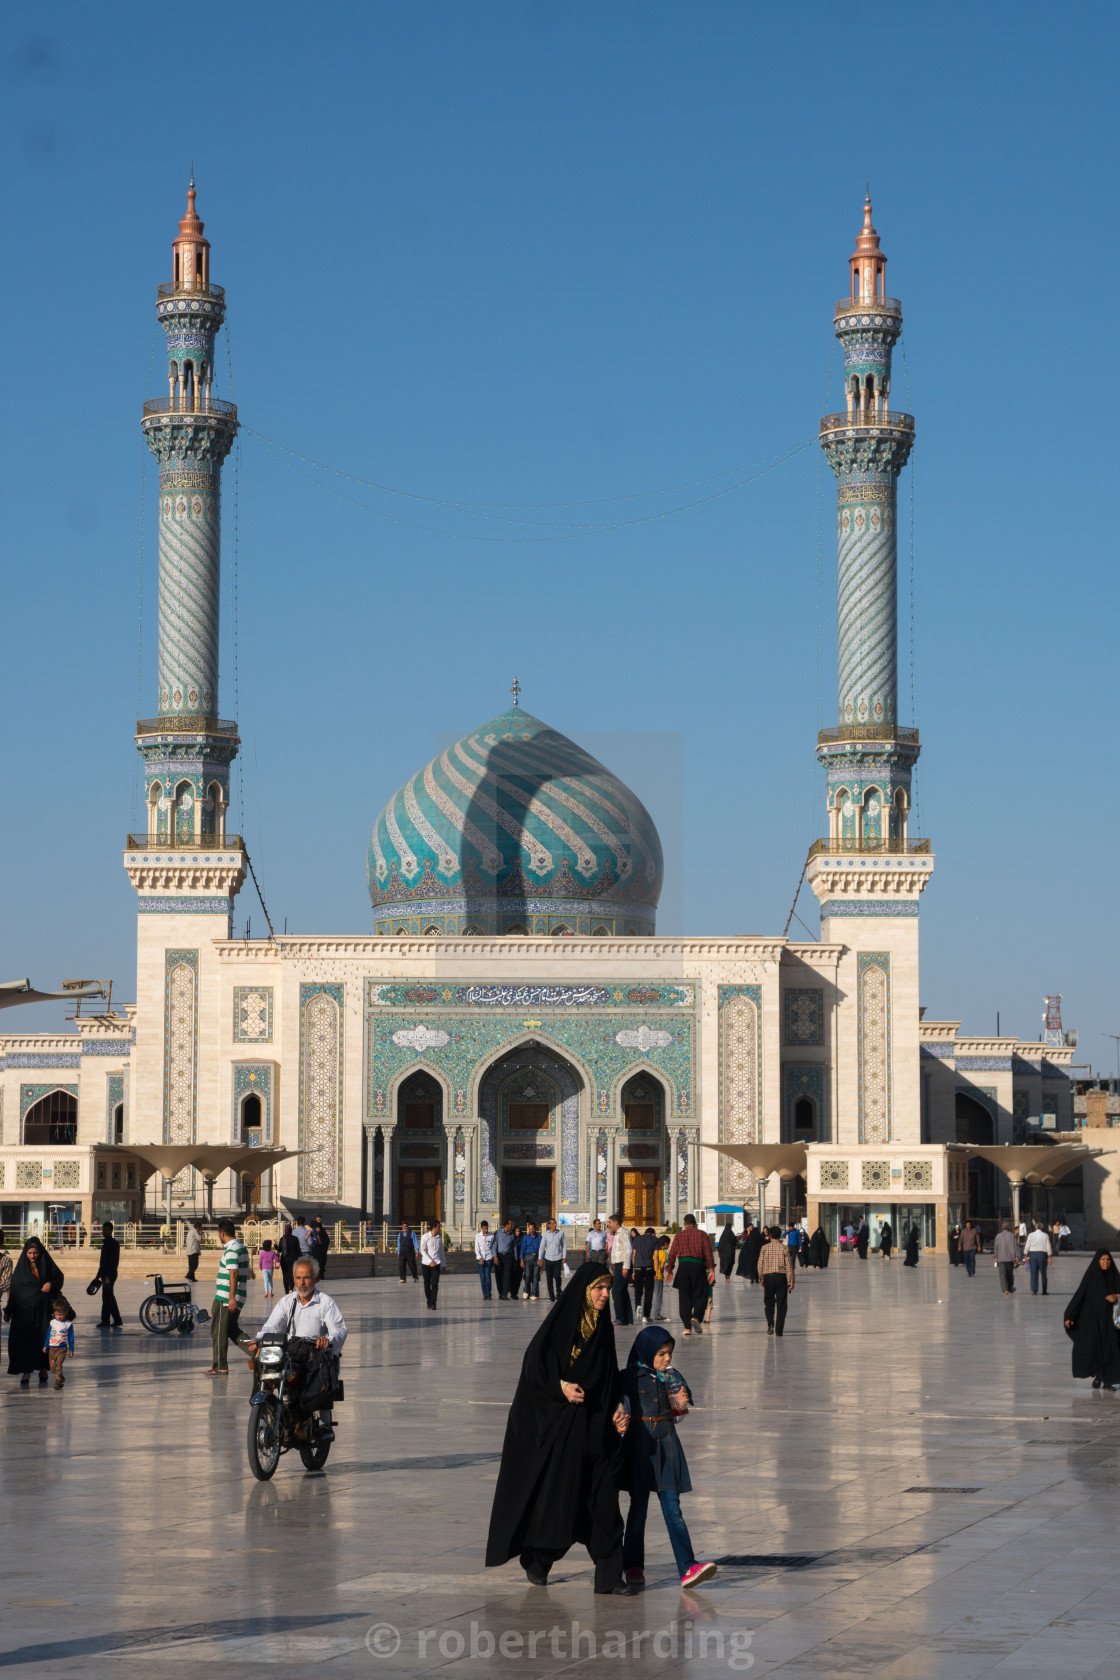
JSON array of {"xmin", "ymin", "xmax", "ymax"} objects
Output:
[
  {"xmin": 420, "ymin": 1220, "xmax": 445, "ymax": 1310},
  {"xmin": 0, "ymin": 1231, "xmax": 12, "ymax": 1322},
  {"xmin": 310, "ymin": 1216, "xmax": 331, "ymax": 1279},
  {"xmin": 738, "ymin": 1221, "xmax": 763, "ymax": 1284},
  {"xmin": 396, "ymin": 1221, "xmax": 419, "ymax": 1283},
  {"xmin": 258, "ymin": 1239, "xmax": 277, "ymax": 1299},
  {"xmin": 992, "ymin": 1220, "xmax": 1019, "ymax": 1296},
  {"xmin": 474, "ymin": 1220, "xmax": 495, "ymax": 1301},
  {"xmin": 585, "ymin": 1218, "xmax": 609, "ymax": 1263},
  {"xmin": 716, "ymin": 1223, "xmax": 737, "ymax": 1282},
  {"xmin": 855, "ymin": 1219, "xmax": 870, "ymax": 1259},
  {"xmin": 96, "ymin": 1220, "xmax": 124, "ymax": 1327},
  {"xmin": 607, "ymin": 1214, "xmax": 634, "ymax": 1326},
  {"xmin": 278, "ymin": 1220, "xmax": 300, "ymax": 1293},
  {"xmin": 485, "ymin": 1263, "xmax": 632, "ymax": 1595},
  {"xmin": 6, "ymin": 1237, "xmax": 65, "ymax": 1386},
  {"xmin": 809, "ymin": 1225, "xmax": 831, "ymax": 1269},
  {"xmin": 903, "ymin": 1225, "xmax": 920, "ymax": 1267},
  {"xmin": 184, "ymin": 1219, "xmax": 203, "ymax": 1282},
  {"xmin": 663, "ymin": 1215, "xmax": 715, "ymax": 1338},
  {"xmin": 292, "ymin": 1215, "xmax": 314, "ymax": 1257},
  {"xmin": 510, "ymin": 1226, "xmax": 525, "ymax": 1299},
  {"xmin": 494, "ymin": 1219, "xmax": 516, "ymax": 1300},
  {"xmin": 519, "ymin": 1221, "xmax": 542, "ymax": 1300},
  {"xmin": 1017, "ymin": 1219, "xmax": 1028, "ymax": 1262},
  {"xmin": 1063, "ymin": 1249, "xmax": 1120, "ymax": 1390},
  {"xmin": 621, "ymin": 1326, "xmax": 717, "ymax": 1589},
  {"xmin": 879, "ymin": 1220, "xmax": 894, "ymax": 1260},
  {"xmin": 948, "ymin": 1224, "xmax": 961, "ymax": 1267},
  {"xmin": 539, "ymin": 1218, "xmax": 567, "ymax": 1302},
  {"xmin": 43, "ymin": 1294, "xmax": 77, "ymax": 1389},
  {"xmin": 757, "ymin": 1226, "xmax": 795, "ymax": 1336},
  {"xmin": 1024, "ymin": 1221, "xmax": 1051, "ymax": 1296},
  {"xmin": 958, "ymin": 1219, "xmax": 980, "ymax": 1277},
  {"xmin": 631, "ymin": 1227, "xmax": 657, "ymax": 1323},
  {"xmin": 206, "ymin": 1218, "xmax": 251, "ymax": 1376},
  {"xmin": 651, "ymin": 1232, "xmax": 669, "ymax": 1319}
]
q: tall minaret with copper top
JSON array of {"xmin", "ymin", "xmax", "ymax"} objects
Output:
[{"xmin": 807, "ymin": 196, "xmax": 934, "ymax": 1151}]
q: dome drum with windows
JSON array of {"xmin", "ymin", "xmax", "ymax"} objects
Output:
[{"xmin": 367, "ymin": 704, "xmax": 663, "ymax": 936}]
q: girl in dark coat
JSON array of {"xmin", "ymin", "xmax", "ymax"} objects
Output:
[
  {"xmin": 486, "ymin": 1261, "xmax": 631, "ymax": 1593},
  {"xmin": 5, "ymin": 1237, "xmax": 65, "ymax": 1385},
  {"xmin": 621, "ymin": 1326, "xmax": 716, "ymax": 1588},
  {"xmin": 903, "ymin": 1226, "xmax": 920, "ymax": 1267},
  {"xmin": 1063, "ymin": 1249, "xmax": 1120, "ymax": 1389},
  {"xmin": 716, "ymin": 1224, "xmax": 737, "ymax": 1281}
]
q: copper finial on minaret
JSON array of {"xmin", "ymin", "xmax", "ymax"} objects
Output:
[{"xmin": 172, "ymin": 174, "xmax": 210, "ymax": 293}]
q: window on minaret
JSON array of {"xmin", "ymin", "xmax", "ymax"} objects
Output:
[
  {"xmin": 793, "ymin": 1096, "xmax": 816, "ymax": 1139},
  {"xmin": 241, "ymin": 1092, "xmax": 262, "ymax": 1145}
]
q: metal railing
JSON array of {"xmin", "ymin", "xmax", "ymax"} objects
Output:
[
  {"xmin": 142, "ymin": 396, "xmax": 238, "ymax": 420},
  {"xmin": 809, "ymin": 836, "xmax": 932, "ymax": 857},
  {"xmin": 127, "ymin": 833, "xmax": 244, "ymax": 851},
  {"xmin": 136, "ymin": 716, "xmax": 239, "ymax": 738},
  {"xmin": 835, "ymin": 296, "xmax": 901, "ymax": 316},
  {"xmin": 817, "ymin": 724, "xmax": 920, "ymax": 745},
  {"xmin": 820, "ymin": 410, "xmax": 914, "ymax": 433},
  {"xmin": 157, "ymin": 280, "xmax": 225, "ymax": 302}
]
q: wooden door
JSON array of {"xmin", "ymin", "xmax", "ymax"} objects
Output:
[
  {"xmin": 620, "ymin": 1169, "xmax": 660, "ymax": 1226},
  {"xmin": 398, "ymin": 1167, "xmax": 441, "ymax": 1225}
]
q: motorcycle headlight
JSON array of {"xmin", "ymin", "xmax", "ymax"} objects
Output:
[{"xmin": 258, "ymin": 1346, "xmax": 283, "ymax": 1367}]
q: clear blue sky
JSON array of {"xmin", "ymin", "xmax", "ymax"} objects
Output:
[{"xmin": 3, "ymin": 2, "xmax": 1117, "ymax": 1068}]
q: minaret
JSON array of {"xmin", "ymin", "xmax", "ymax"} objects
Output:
[
  {"xmin": 807, "ymin": 197, "xmax": 934, "ymax": 1149},
  {"xmin": 125, "ymin": 179, "xmax": 246, "ymax": 1152},
  {"xmin": 134, "ymin": 177, "xmax": 242, "ymax": 848}
]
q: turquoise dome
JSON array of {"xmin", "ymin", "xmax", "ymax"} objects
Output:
[{"xmin": 367, "ymin": 705, "xmax": 663, "ymax": 936}]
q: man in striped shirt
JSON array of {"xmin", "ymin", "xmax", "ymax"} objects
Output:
[
  {"xmin": 757, "ymin": 1226, "xmax": 795, "ymax": 1337},
  {"xmin": 207, "ymin": 1218, "xmax": 251, "ymax": 1375}
]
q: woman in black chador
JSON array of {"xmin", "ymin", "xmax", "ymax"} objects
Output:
[
  {"xmin": 716, "ymin": 1223, "xmax": 737, "ymax": 1281},
  {"xmin": 903, "ymin": 1226, "xmax": 920, "ymax": 1267},
  {"xmin": 737, "ymin": 1222, "xmax": 763, "ymax": 1282},
  {"xmin": 5, "ymin": 1236, "xmax": 65, "ymax": 1386},
  {"xmin": 486, "ymin": 1261, "xmax": 632, "ymax": 1594},
  {"xmin": 809, "ymin": 1226, "xmax": 831, "ymax": 1270},
  {"xmin": 1063, "ymin": 1248, "xmax": 1120, "ymax": 1390}
]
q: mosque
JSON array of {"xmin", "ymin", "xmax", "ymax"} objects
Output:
[{"xmin": 0, "ymin": 187, "xmax": 1078, "ymax": 1251}]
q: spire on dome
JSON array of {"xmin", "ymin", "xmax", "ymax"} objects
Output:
[
  {"xmin": 171, "ymin": 172, "xmax": 210, "ymax": 294},
  {"xmin": 510, "ymin": 674, "xmax": 521, "ymax": 708},
  {"xmin": 178, "ymin": 173, "xmax": 204, "ymax": 239},
  {"xmin": 853, "ymin": 191, "xmax": 881, "ymax": 257}
]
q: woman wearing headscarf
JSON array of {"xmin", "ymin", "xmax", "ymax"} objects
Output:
[
  {"xmin": 486, "ymin": 1260, "xmax": 632, "ymax": 1594},
  {"xmin": 716, "ymin": 1223, "xmax": 737, "ymax": 1282},
  {"xmin": 5, "ymin": 1236, "xmax": 65, "ymax": 1386},
  {"xmin": 878, "ymin": 1219, "xmax": 893, "ymax": 1260},
  {"xmin": 809, "ymin": 1225, "xmax": 831, "ymax": 1269},
  {"xmin": 738, "ymin": 1221, "xmax": 763, "ymax": 1284},
  {"xmin": 0, "ymin": 1230, "xmax": 12, "ymax": 1315},
  {"xmin": 903, "ymin": 1225, "xmax": 920, "ymax": 1267},
  {"xmin": 1063, "ymin": 1249, "xmax": 1120, "ymax": 1390}
]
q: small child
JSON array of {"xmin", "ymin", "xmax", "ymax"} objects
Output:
[
  {"xmin": 44, "ymin": 1295, "xmax": 77, "ymax": 1390},
  {"xmin": 259, "ymin": 1239, "xmax": 276, "ymax": 1299},
  {"xmin": 621, "ymin": 1326, "xmax": 716, "ymax": 1589}
]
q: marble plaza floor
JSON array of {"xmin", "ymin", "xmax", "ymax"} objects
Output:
[{"xmin": 2, "ymin": 1253, "xmax": 1118, "ymax": 1678}]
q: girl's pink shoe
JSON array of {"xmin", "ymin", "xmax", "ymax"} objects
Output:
[{"xmin": 680, "ymin": 1561, "xmax": 717, "ymax": 1588}]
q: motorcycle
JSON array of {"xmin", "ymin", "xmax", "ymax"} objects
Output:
[{"xmin": 246, "ymin": 1332, "xmax": 343, "ymax": 1480}]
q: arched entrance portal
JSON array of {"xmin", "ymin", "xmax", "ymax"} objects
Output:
[
  {"xmin": 479, "ymin": 1042, "xmax": 582, "ymax": 1226},
  {"xmin": 956, "ymin": 1092, "xmax": 997, "ymax": 1218},
  {"xmin": 396, "ymin": 1071, "xmax": 443, "ymax": 1225},
  {"xmin": 618, "ymin": 1073, "xmax": 666, "ymax": 1225}
]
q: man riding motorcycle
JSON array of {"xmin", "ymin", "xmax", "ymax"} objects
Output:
[{"xmin": 247, "ymin": 1255, "xmax": 348, "ymax": 1433}]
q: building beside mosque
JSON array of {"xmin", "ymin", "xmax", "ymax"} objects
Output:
[{"xmin": 0, "ymin": 187, "xmax": 1078, "ymax": 1250}]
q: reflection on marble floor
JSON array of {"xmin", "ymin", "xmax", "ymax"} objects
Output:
[{"xmin": 3, "ymin": 1256, "xmax": 1118, "ymax": 1677}]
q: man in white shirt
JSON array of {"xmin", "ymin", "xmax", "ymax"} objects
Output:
[
  {"xmin": 585, "ymin": 1218, "xmax": 608, "ymax": 1261},
  {"xmin": 1023, "ymin": 1221, "xmax": 1052, "ymax": 1296},
  {"xmin": 474, "ymin": 1221, "xmax": 495, "ymax": 1302},
  {"xmin": 252, "ymin": 1256, "xmax": 348, "ymax": 1352},
  {"xmin": 539, "ymin": 1218, "xmax": 567, "ymax": 1301},
  {"xmin": 420, "ymin": 1221, "xmax": 446, "ymax": 1311},
  {"xmin": 607, "ymin": 1214, "xmax": 634, "ymax": 1326}
]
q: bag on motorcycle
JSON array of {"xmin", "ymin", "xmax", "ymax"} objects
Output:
[{"xmin": 293, "ymin": 1344, "xmax": 339, "ymax": 1411}]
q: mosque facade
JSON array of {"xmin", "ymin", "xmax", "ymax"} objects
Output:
[{"xmin": 0, "ymin": 189, "xmax": 1075, "ymax": 1249}]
